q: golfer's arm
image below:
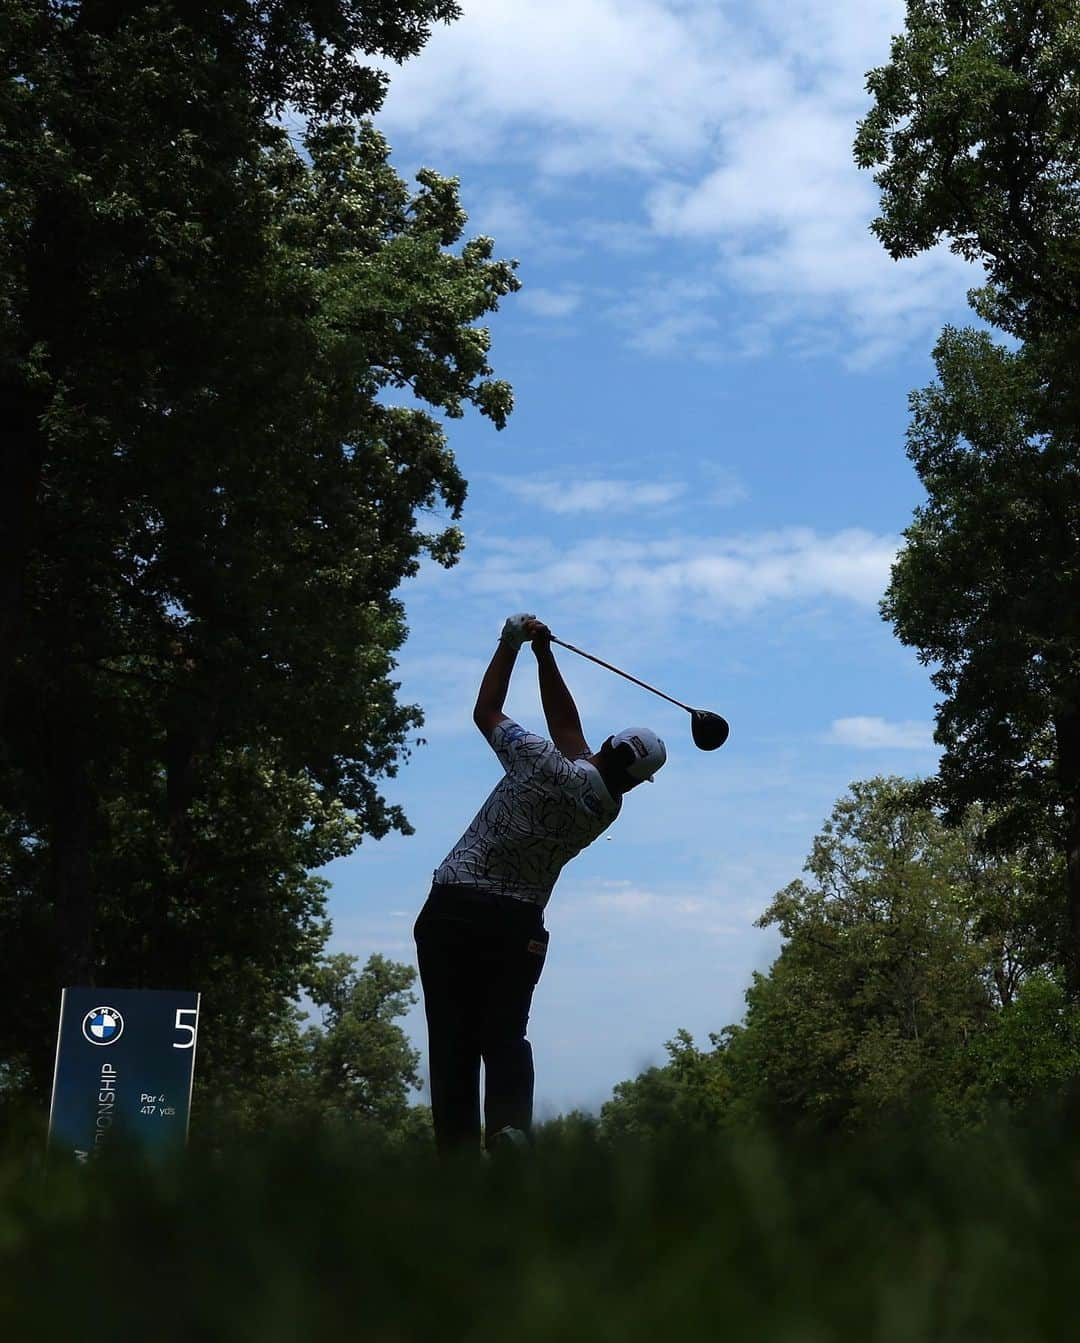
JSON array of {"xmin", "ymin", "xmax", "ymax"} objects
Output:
[
  {"xmin": 534, "ymin": 643, "xmax": 589, "ymax": 758},
  {"xmin": 473, "ymin": 639, "xmax": 517, "ymax": 736}
]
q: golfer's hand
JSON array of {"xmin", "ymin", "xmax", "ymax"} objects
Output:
[
  {"xmin": 526, "ymin": 618, "xmax": 552, "ymax": 652},
  {"xmin": 500, "ymin": 613, "xmax": 537, "ymax": 650}
]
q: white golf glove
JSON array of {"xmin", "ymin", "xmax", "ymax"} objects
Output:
[{"xmin": 500, "ymin": 613, "xmax": 537, "ymax": 650}]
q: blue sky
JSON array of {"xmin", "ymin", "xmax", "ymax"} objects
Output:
[{"xmin": 306, "ymin": 0, "xmax": 992, "ymax": 1118}]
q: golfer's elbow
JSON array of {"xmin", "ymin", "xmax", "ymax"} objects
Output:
[
  {"xmin": 473, "ymin": 702, "xmax": 501, "ymax": 736},
  {"xmin": 550, "ymin": 719, "xmax": 588, "ymax": 759}
]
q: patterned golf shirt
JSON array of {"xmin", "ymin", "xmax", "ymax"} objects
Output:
[{"xmin": 433, "ymin": 718, "xmax": 621, "ymax": 909}]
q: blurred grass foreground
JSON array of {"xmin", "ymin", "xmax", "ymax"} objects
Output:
[{"xmin": 3, "ymin": 1110, "xmax": 1080, "ymax": 1342}]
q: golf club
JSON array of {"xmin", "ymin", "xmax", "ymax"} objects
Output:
[{"xmin": 549, "ymin": 636, "xmax": 729, "ymax": 751}]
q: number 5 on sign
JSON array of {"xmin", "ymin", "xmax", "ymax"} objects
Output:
[
  {"xmin": 47, "ymin": 987, "xmax": 201, "ymax": 1163},
  {"xmin": 174, "ymin": 1008, "xmax": 198, "ymax": 1049}
]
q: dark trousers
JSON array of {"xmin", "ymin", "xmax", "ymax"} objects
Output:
[{"xmin": 413, "ymin": 883, "xmax": 550, "ymax": 1155}]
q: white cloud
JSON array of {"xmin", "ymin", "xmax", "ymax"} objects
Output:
[
  {"xmin": 518, "ymin": 287, "xmax": 583, "ymax": 319},
  {"xmin": 493, "ymin": 476, "xmax": 686, "ymax": 514},
  {"xmin": 749, "ymin": 0, "xmax": 908, "ymax": 79},
  {"xmin": 558, "ymin": 878, "xmax": 751, "ymax": 941},
  {"xmin": 643, "ymin": 101, "xmax": 977, "ymax": 370},
  {"xmin": 462, "ymin": 188, "xmax": 586, "ymax": 263},
  {"xmin": 373, "ymin": 0, "xmax": 738, "ymax": 171},
  {"xmin": 700, "ymin": 465, "xmax": 750, "ymax": 508},
  {"xmin": 581, "ymin": 882, "xmax": 659, "ymax": 915},
  {"xmin": 624, "ymin": 306, "xmax": 724, "ymax": 360},
  {"xmin": 456, "ymin": 528, "xmax": 897, "ymax": 616},
  {"xmin": 467, "ymin": 188, "xmax": 539, "ymax": 239},
  {"xmin": 370, "ymin": 0, "xmax": 982, "ymax": 366},
  {"xmin": 828, "ymin": 716, "xmax": 937, "ymax": 750},
  {"xmin": 460, "ymin": 190, "xmax": 658, "ymax": 265}
]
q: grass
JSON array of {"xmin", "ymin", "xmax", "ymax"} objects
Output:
[{"xmin": 2, "ymin": 1108, "xmax": 1078, "ymax": 1341}]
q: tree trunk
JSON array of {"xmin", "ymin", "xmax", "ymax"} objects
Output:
[{"xmin": 991, "ymin": 947, "xmax": 1014, "ymax": 1008}]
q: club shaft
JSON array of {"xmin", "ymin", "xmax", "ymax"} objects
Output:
[{"xmin": 549, "ymin": 637, "xmax": 692, "ymax": 713}]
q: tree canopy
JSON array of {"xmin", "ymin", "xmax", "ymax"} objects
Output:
[
  {"xmin": 195, "ymin": 950, "xmax": 430, "ymax": 1144},
  {"xmin": 854, "ymin": 0, "xmax": 1080, "ymax": 345},
  {"xmin": 1, "ymin": 0, "xmax": 517, "ymax": 1109},
  {"xmin": 600, "ymin": 778, "xmax": 1069, "ymax": 1139},
  {"xmin": 854, "ymin": 0, "xmax": 1080, "ymax": 987}
]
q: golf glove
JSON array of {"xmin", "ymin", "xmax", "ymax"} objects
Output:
[{"xmin": 500, "ymin": 613, "xmax": 536, "ymax": 650}]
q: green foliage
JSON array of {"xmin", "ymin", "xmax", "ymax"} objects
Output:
[
  {"xmin": 723, "ymin": 779, "xmax": 999, "ymax": 1131},
  {"xmin": 1, "ymin": 1, "xmax": 517, "ymax": 1109},
  {"xmin": 603, "ymin": 778, "xmax": 1069, "ymax": 1140},
  {"xmin": 600, "ymin": 1029, "xmax": 730, "ymax": 1141},
  {"xmin": 854, "ymin": 0, "xmax": 1080, "ymax": 342},
  {"xmin": 962, "ymin": 972, "xmax": 1080, "ymax": 1111},
  {"xmin": 855, "ymin": 0, "xmax": 1080, "ymax": 986},
  {"xmin": 532, "ymin": 1108, "xmax": 601, "ymax": 1146},
  {"xmin": 6, "ymin": 1116, "xmax": 1080, "ymax": 1340},
  {"xmin": 880, "ymin": 327, "xmax": 1079, "ymax": 849},
  {"xmin": 302, "ymin": 952, "xmax": 423, "ymax": 1127},
  {"xmin": 192, "ymin": 950, "xmax": 430, "ymax": 1146}
]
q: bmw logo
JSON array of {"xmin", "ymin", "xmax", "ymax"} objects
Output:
[{"xmin": 82, "ymin": 1006, "xmax": 124, "ymax": 1046}]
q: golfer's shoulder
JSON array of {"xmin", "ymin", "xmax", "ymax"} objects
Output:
[{"xmin": 490, "ymin": 718, "xmax": 560, "ymax": 768}]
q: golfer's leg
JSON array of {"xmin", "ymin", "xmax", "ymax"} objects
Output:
[
  {"xmin": 415, "ymin": 913, "xmax": 484, "ymax": 1156},
  {"xmin": 481, "ymin": 923, "xmax": 549, "ymax": 1143}
]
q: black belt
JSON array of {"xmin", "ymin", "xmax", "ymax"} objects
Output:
[{"xmin": 428, "ymin": 882, "xmax": 544, "ymax": 918}]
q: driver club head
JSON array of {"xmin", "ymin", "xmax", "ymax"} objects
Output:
[{"xmin": 690, "ymin": 710, "xmax": 729, "ymax": 751}]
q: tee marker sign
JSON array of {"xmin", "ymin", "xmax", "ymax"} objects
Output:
[{"xmin": 48, "ymin": 987, "xmax": 201, "ymax": 1163}]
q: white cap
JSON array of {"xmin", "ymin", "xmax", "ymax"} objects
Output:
[{"xmin": 611, "ymin": 727, "xmax": 667, "ymax": 782}]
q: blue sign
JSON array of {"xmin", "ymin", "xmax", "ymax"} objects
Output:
[{"xmin": 48, "ymin": 987, "xmax": 201, "ymax": 1163}]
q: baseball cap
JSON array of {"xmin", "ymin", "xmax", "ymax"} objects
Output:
[{"xmin": 611, "ymin": 727, "xmax": 667, "ymax": 783}]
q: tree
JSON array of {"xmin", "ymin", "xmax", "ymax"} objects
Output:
[
  {"xmin": 854, "ymin": 0, "xmax": 1080, "ymax": 986},
  {"xmin": 301, "ymin": 952, "xmax": 423, "ymax": 1128},
  {"xmin": 1, "ymin": 3, "xmax": 518, "ymax": 1101},
  {"xmin": 599, "ymin": 1029, "xmax": 730, "ymax": 1142},
  {"xmin": 960, "ymin": 971, "xmax": 1080, "ymax": 1117},
  {"xmin": 2, "ymin": 0, "xmax": 467, "ymax": 727},
  {"xmin": 192, "ymin": 950, "xmax": 432, "ymax": 1145},
  {"xmin": 602, "ymin": 779, "xmax": 1063, "ymax": 1139},
  {"xmin": 719, "ymin": 780, "xmax": 1005, "ymax": 1132},
  {"xmin": 877, "ymin": 326, "xmax": 1080, "ymax": 959},
  {"xmin": 853, "ymin": 0, "xmax": 1080, "ymax": 347}
]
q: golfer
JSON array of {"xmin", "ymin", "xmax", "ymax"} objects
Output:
[{"xmin": 413, "ymin": 613, "xmax": 667, "ymax": 1156}]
